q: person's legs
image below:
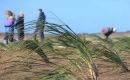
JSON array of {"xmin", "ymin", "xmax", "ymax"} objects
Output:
[
  {"xmin": 33, "ymin": 29, "xmax": 38, "ymax": 42},
  {"xmin": 35, "ymin": 21, "xmax": 45, "ymax": 42},
  {"xmin": 105, "ymin": 31, "xmax": 113, "ymax": 40},
  {"xmin": 4, "ymin": 33, "xmax": 9, "ymax": 44},
  {"xmin": 9, "ymin": 33, "xmax": 14, "ymax": 42},
  {"xmin": 39, "ymin": 29, "xmax": 44, "ymax": 42},
  {"xmin": 18, "ymin": 30, "xmax": 24, "ymax": 41},
  {"xmin": 104, "ymin": 33, "xmax": 108, "ymax": 39},
  {"xmin": 20, "ymin": 31, "xmax": 24, "ymax": 40},
  {"xmin": 17, "ymin": 31, "xmax": 20, "ymax": 40},
  {"xmin": 106, "ymin": 35, "xmax": 109, "ymax": 40},
  {"xmin": 34, "ymin": 21, "xmax": 40, "ymax": 42},
  {"xmin": 39, "ymin": 22, "xmax": 45, "ymax": 42}
]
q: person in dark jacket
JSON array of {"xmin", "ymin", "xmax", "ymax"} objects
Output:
[
  {"xmin": 102, "ymin": 27, "xmax": 116, "ymax": 39},
  {"xmin": 34, "ymin": 9, "xmax": 46, "ymax": 42},
  {"xmin": 15, "ymin": 12, "xmax": 24, "ymax": 41}
]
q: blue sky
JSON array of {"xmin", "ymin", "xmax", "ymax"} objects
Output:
[{"xmin": 0, "ymin": 0, "xmax": 130, "ymax": 33}]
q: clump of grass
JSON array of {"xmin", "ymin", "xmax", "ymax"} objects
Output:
[
  {"xmin": 112, "ymin": 37, "xmax": 130, "ymax": 52},
  {"xmin": 45, "ymin": 23, "xmax": 98, "ymax": 80},
  {"xmin": 8, "ymin": 40, "xmax": 49, "ymax": 63},
  {"xmin": 0, "ymin": 42, "xmax": 6, "ymax": 48},
  {"xmin": 25, "ymin": 67, "xmax": 77, "ymax": 80},
  {"xmin": 22, "ymin": 40, "xmax": 50, "ymax": 63},
  {"xmin": 18, "ymin": 18, "xmax": 130, "ymax": 79},
  {"xmin": 90, "ymin": 36, "xmax": 130, "ymax": 72}
]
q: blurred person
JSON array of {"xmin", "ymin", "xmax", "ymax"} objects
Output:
[
  {"xmin": 102, "ymin": 27, "xmax": 116, "ymax": 39},
  {"xmin": 3, "ymin": 11, "xmax": 15, "ymax": 44},
  {"xmin": 15, "ymin": 12, "xmax": 24, "ymax": 41},
  {"xmin": 34, "ymin": 9, "xmax": 46, "ymax": 42}
]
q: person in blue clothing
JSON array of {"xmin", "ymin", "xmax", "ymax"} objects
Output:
[
  {"xmin": 4, "ymin": 11, "xmax": 15, "ymax": 44},
  {"xmin": 34, "ymin": 9, "xmax": 46, "ymax": 42}
]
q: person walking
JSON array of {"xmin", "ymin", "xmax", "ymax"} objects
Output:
[
  {"xmin": 3, "ymin": 11, "xmax": 15, "ymax": 44},
  {"xmin": 34, "ymin": 9, "xmax": 46, "ymax": 42},
  {"xmin": 15, "ymin": 12, "xmax": 24, "ymax": 41}
]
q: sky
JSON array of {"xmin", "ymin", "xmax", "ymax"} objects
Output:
[{"xmin": 0, "ymin": 0, "xmax": 130, "ymax": 33}]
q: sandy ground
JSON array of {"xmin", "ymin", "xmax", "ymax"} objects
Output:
[{"xmin": 0, "ymin": 49, "xmax": 130, "ymax": 80}]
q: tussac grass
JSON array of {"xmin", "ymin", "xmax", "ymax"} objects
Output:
[
  {"xmin": 1, "ymin": 35, "xmax": 130, "ymax": 80},
  {"xmin": 1, "ymin": 19, "xmax": 130, "ymax": 80}
]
